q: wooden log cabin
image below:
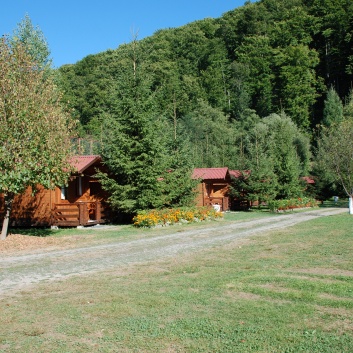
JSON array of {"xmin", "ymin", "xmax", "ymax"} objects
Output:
[
  {"xmin": 192, "ymin": 168, "xmax": 231, "ymax": 211},
  {"xmin": 0, "ymin": 155, "xmax": 110, "ymax": 227}
]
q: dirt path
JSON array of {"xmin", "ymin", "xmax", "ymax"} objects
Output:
[{"xmin": 0, "ymin": 208, "xmax": 346, "ymax": 295}]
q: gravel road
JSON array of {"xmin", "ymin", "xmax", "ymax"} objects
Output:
[{"xmin": 0, "ymin": 208, "xmax": 346, "ymax": 296}]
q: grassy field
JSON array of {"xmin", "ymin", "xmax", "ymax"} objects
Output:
[{"xmin": 1, "ymin": 211, "xmax": 353, "ymax": 352}]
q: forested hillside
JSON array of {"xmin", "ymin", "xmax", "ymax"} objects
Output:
[{"xmin": 57, "ymin": 0, "xmax": 353, "ymax": 209}]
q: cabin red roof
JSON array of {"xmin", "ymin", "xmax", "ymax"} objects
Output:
[
  {"xmin": 301, "ymin": 176, "xmax": 315, "ymax": 184},
  {"xmin": 229, "ymin": 170, "xmax": 242, "ymax": 178},
  {"xmin": 192, "ymin": 167, "xmax": 229, "ymax": 180},
  {"xmin": 229, "ymin": 170, "xmax": 251, "ymax": 178},
  {"xmin": 69, "ymin": 155, "xmax": 101, "ymax": 174}
]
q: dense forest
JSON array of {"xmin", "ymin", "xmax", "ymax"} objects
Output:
[{"xmin": 56, "ymin": 0, "xmax": 353, "ymax": 211}]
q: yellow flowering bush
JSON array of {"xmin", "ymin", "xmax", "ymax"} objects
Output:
[{"xmin": 133, "ymin": 207, "xmax": 223, "ymax": 228}]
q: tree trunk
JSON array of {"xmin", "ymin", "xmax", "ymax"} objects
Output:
[
  {"xmin": 349, "ymin": 196, "xmax": 353, "ymax": 215},
  {"xmin": 1, "ymin": 194, "xmax": 14, "ymax": 240}
]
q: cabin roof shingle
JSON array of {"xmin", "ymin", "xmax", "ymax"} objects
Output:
[
  {"xmin": 192, "ymin": 167, "xmax": 229, "ymax": 180},
  {"xmin": 70, "ymin": 155, "xmax": 101, "ymax": 174},
  {"xmin": 301, "ymin": 176, "xmax": 315, "ymax": 184},
  {"xmin": 229, "ymin": 170, "xmax": 242, "ymax": 178},
  {"xmin": 229, "ymin": 170, "xmax": 251, "ymax": 178}
]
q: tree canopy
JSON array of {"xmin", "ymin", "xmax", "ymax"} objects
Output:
[
  {"xmin": 58, "ymin": 0, "xmax": 352, "ymax": 136},
  {"xmin": 0, "ymin": 36, "xmax": 75, "ymax": 239},
  {"xmin": 316, "ymin": 91, "xmax": 353, "ymax": 213},
  {"xmin": 11, "ymin": 14, "xmax": 52, "ymax": 70},
  {"xmin": 96, "ymin": 38, "xmax": 196, "ymax": 215},
  {"xmin": 3, "ymin": 0, "xmax": 352, "ymax": 222},
  {"xmin": 55, "ymin": 0, "xmax": 353, "ymax": 211}
]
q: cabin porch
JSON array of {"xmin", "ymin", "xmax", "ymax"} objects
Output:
[
  {"xmin": 202, "ymin": 196, "xmax": 229, "ymax": 212},
  {"xmin": 52, "ymin": 201, "xmax": 106, "ymax": 227}
]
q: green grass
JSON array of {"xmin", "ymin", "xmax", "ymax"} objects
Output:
[
  {"xmin": 320, "ymin": 199, "xmax": 348, "ymax": 208},
  {"xmin": 1, "ymin": 212, "xmax": 353, "ymax": 352}
]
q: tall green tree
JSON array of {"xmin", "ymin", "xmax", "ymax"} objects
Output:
[
  {"xmin": 235, "ymin": 35, "xmax": 275, "ymax": 117},
  {"xmin": 231, "ymin": 122, "xmax": 278, "ymax": 206},
  {"xmin": 98, "ymin": 38, "xmax": 195, "ymax": 215},
  {"xmin": 263, "ymin": 113, "xmax": 309, "ymax": 198},
  {"xmin": 306, "ymin": 0, "xmax": 353, "ymax": 96},
  {"xmin": 274, "ymin": 44, "xmax": 321, "ymax": 129},
  {"xmin": 322, "ymin": 86, "xmax": 344, "ymax": 127},
  {"xmin": 317, "ymin": 118, "xmax": 353, "ymax": 214},
  {"xmin": 0, "ymin": 37, "xmax": 74, "ymax": 239},
  {"xmin": 11, "ymin": 14, "xmax": 52, "ymax": 70},
  {"xmin": 180, "ymin": 100, "xmax": 237, "ymax": 168},
  {"xmin": 233, "ymin": 112, "xmax": 310, "ymax": 203},
  {"xmin": 343, "ymin": 90, "xmax": 353, "ymax": 120}
]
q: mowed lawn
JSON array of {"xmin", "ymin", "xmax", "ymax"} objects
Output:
[{"xmin": 1, "ymin": 212, "xmax": 352, "ymax": 352}]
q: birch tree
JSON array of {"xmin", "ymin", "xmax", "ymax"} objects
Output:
[
  {"xmin": 317, "ymin": 118, "xmax": 353, "ymax": 214},
  {"xmin": 0, "ymin": 37, "xmax": 74, "ymax": 239},
  {"xmin": 11, "ymin": 14, "xmax": 52, "ymax": 70}
]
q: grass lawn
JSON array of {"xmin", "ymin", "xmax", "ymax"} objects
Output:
[{"xmin": 1, "ymin": 212, "xmax": 353, "ymax": 352}]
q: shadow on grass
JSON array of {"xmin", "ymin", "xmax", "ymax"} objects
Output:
[
  {"xmin": 8, "ymin": 227, "xmax": 58, "ymax": 237},
  {"xmin": 319, "ymin": 199, "xmax": 348, "ymax": 208}
]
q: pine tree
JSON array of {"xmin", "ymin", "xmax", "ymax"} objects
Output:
[
  {"xmin": 264, "ymin": 113, "xmax": 308, "ymax": 198},
  {"xmin": 98, "ymin": 38, "xmax": 195, "ymax": 214},
  {"xmin": 322, "ymin": 87, "xmax": 344, "ymax": 127}
]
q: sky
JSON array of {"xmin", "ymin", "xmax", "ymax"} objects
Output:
[{"xmin": 1, "ymin": 0, "xmax": 247, "ymax": 68}]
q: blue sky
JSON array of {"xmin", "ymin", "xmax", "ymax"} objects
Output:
[{"xmin": 1, "ymin": 0, "xmax": 246, "ymax": 68}]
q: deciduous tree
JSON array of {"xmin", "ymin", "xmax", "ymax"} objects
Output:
[
  {"xmin": 317, "ymin": 118, "xmax": 353, "ymax": 213},
  {"xmin": 10, "ymin": 14, "xmax": 52, "ymax": 70},
  {"xmin": 0, "ymin": 37, "xmax": 74, "ymax": 239}
]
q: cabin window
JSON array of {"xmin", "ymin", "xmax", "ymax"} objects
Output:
[
  {"xmin": 205, "ymin": 183, "xmax": 212, "ymax": 197},
  {"xmin": 60, "ymin": 186, "xmax": 67, "ymax": 200},
  {"xmin": 76, "ymin": 176, "xmax": 83, "ymax": 196}
]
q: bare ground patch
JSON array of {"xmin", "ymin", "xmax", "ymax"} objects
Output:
[
  {"xmin": 318, "ymin": 293, "xmax": 352, "ymax": 301},
  {"xmin": 225, "ymin": 290, "xmax": 263, "ymax": 301},
  {"xmin": 312, "ymin": 305, "xmax": 353, "ymax": 334},
  {"xmin": 256, "ymin": 283, "xmax": 300, "ymax": 294},
  {"xmin": 0, "ymin": 233, "xmax": 96, "ymax": 255},
  {"xmin": 291, "ymin": 268, "xmax": 353, "ymax": 277}
]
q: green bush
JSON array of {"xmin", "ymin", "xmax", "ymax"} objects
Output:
[{"xmin": 268, "ymin": 197, "xmax": 318, "ymax": 212}]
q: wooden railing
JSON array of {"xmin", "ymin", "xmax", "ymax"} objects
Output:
[
  {"xmin": 52, "ymin": 201, "xmax": 105, "ymax": 227},
  {"xmin": 203, "ymin": 197, "xmax": 229, "ymax": 211}
]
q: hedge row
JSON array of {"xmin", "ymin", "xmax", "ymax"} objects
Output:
[{"xmin": 268, "ymin": 197, "xmax": 318, "ymax": 212}]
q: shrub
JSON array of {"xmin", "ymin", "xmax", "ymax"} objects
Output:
[
  {"xmin": 268, "ymin": 197, "xmax": 318, "ymax": 212},
  {"xmin": 133, "ymin": 207, "xmax": 223, "ymax": 228}
]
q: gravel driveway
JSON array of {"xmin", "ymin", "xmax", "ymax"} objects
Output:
[{"xmin": 0, "ymin": 208, "xmax": 346, "ymax": 296}]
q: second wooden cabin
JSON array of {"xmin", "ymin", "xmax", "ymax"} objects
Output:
[{"xmin": 192, "ymin": 168, "xmax": 231, "ymax": 211}]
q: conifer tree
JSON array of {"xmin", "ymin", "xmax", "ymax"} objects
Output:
[
  {"xmin": 263, "ymin": 113, "xmax": 307, "ymax": 198},
  {"xmin": 98, "ymin": 38, "xmax": 195, "ymax": 214},
  {"xmin": 231, "ymin": 122, "xmax": 278, "ymax": 206},
  {"xmin": 323, "ymin": 87, "xmax": 344, "ymax": 127}
]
